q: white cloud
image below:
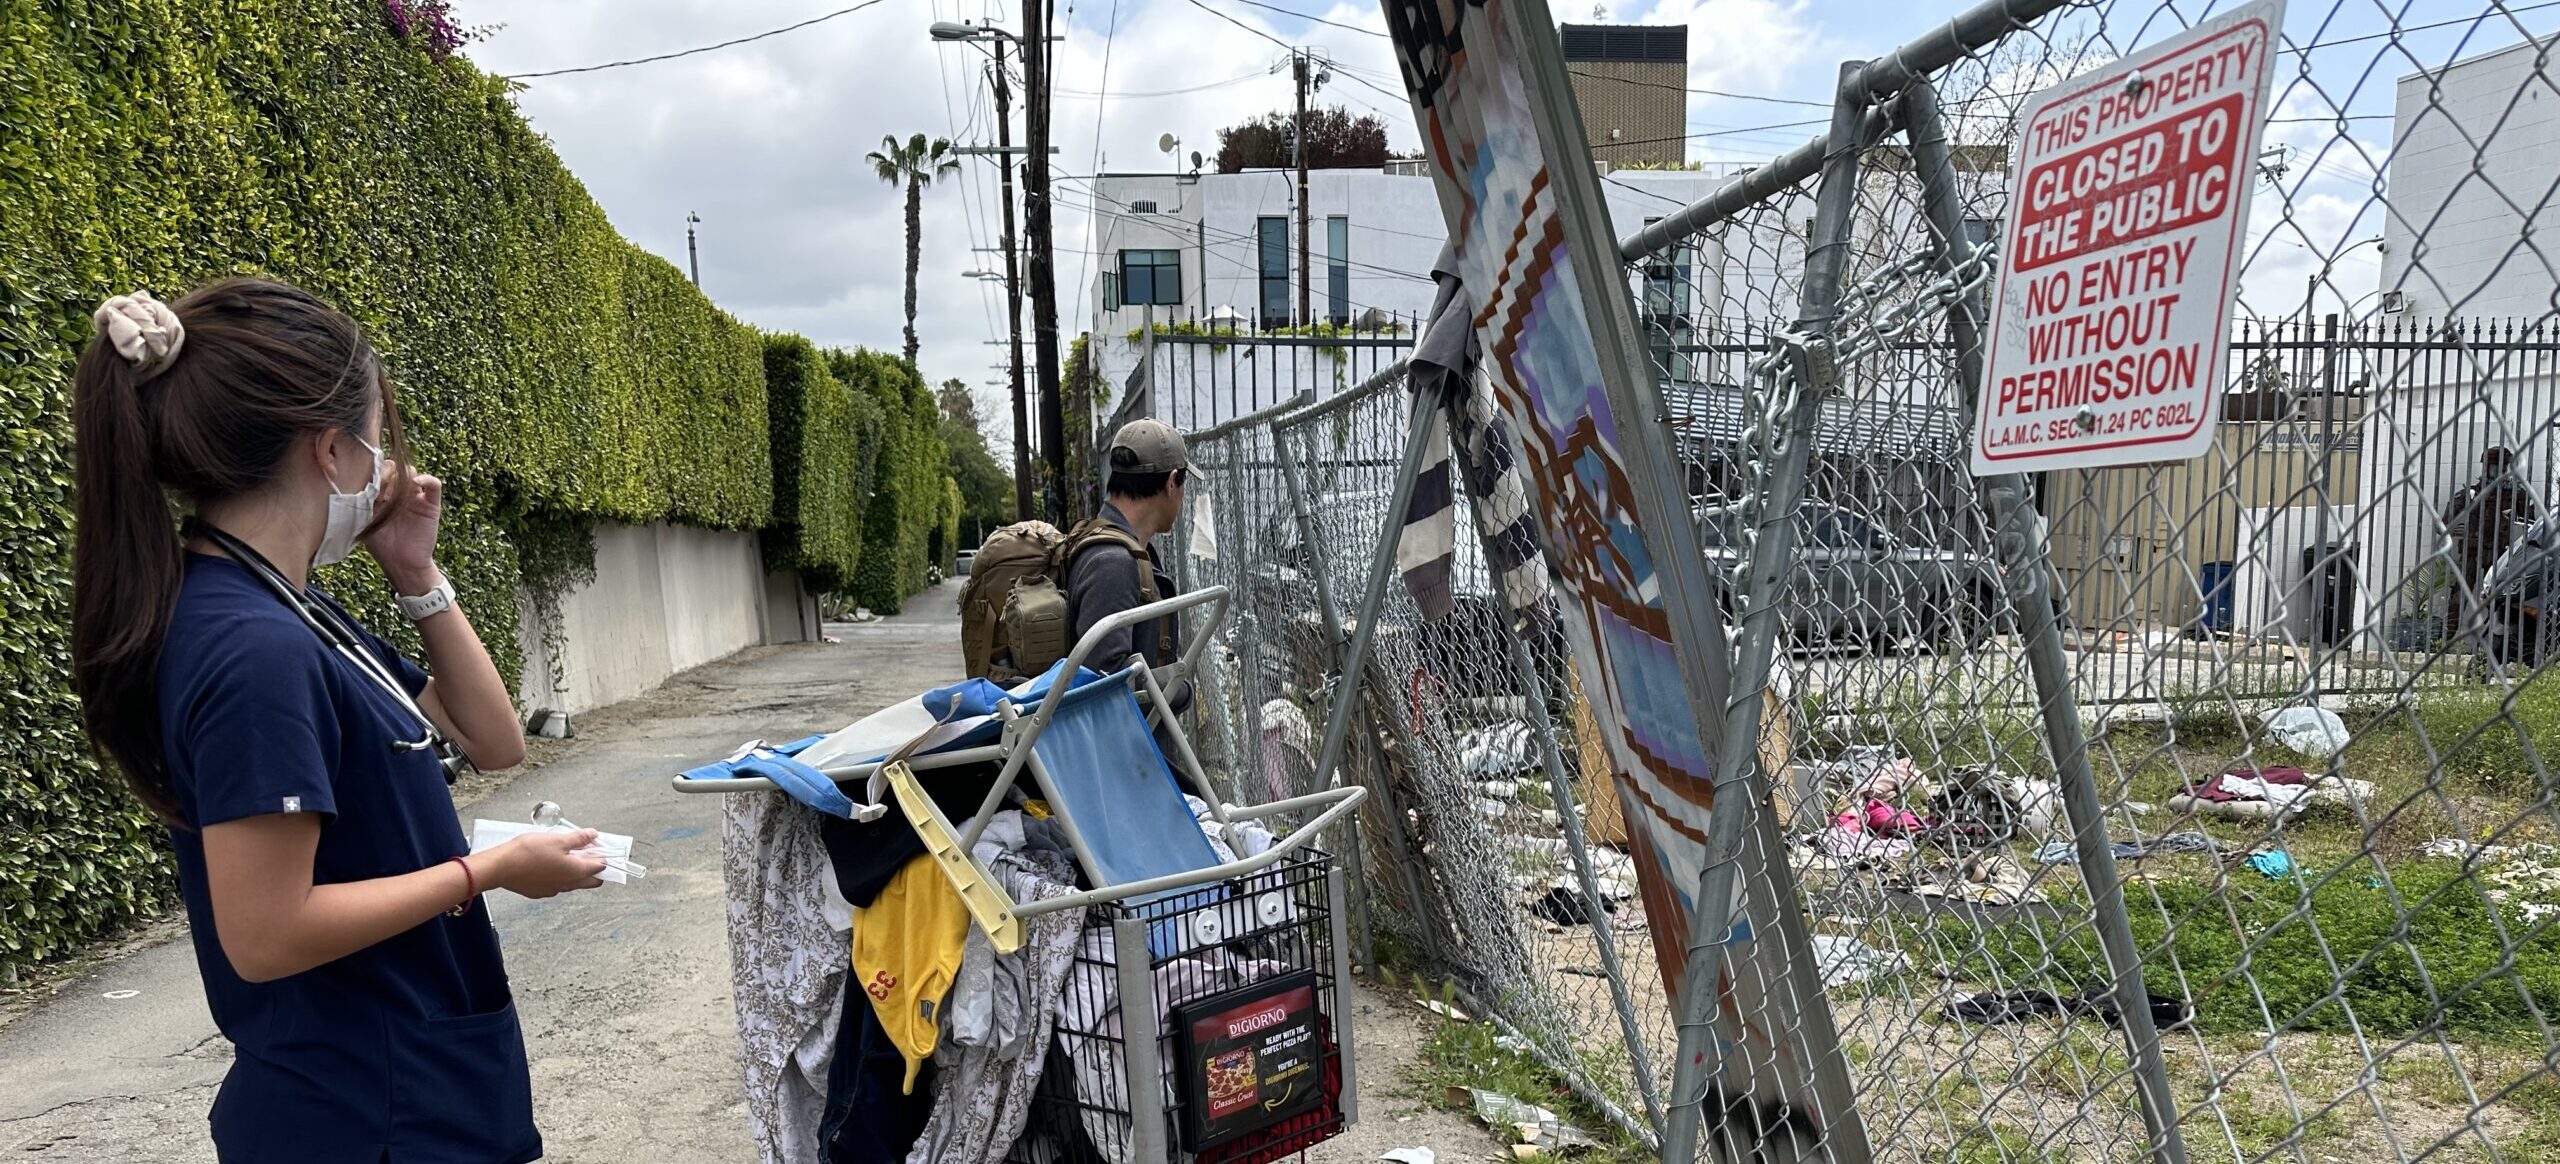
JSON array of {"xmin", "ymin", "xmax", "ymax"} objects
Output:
[{"xmin": 465, "ymin": 0, "xmax": 1431, "ymax": 454}]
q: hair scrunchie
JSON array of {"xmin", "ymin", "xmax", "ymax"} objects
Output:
[{"xmin": 92, "ymin": 291, "xmax": 186, "ymax": 379}]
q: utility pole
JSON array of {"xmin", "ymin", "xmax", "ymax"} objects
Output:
[
  {"xmin": 992, "ymin": 44, "xmax": 1032, "ymax": 520},
  {"xmin": 1293, "ymin": 50, "xmax": 1311, "ymax": 329},
  {"xmin": 686, "ymin": 212, "xmax": 701, "ymax": 287},
  {"xmin": 1023, "ymin": 0, "xmax": 1067, "ymax": 523}
]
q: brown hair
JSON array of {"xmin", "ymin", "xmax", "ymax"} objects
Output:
[{"xmin": 71, "ymin": 277, "xmax": 409, "ymax": 824}]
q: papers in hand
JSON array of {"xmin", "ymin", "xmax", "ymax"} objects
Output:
[{"xmin": 469, "ymin": 820, "xmax": 647, "ymax": 886}]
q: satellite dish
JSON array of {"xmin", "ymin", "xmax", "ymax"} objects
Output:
[
  {"xmin": 1158, "ymin": 132, "xmax": 1178, "ymax": 154},
  {"xmin": 1190, "ymin": 150, "xmax": 1204, "ymax": 170}
]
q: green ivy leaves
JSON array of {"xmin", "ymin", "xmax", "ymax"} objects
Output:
[{"xmin": 0, "ymin": 0, "xmax": 949, "ymax": 983}]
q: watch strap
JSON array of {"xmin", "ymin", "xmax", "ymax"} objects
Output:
[{"xmin": 397, "ymin": 575, "xmax": 456, "ymax": 622}]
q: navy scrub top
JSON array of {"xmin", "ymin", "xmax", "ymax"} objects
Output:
[{"xmin": 158, "ymin": 553, "xmax": 538, "ymax": 1164}]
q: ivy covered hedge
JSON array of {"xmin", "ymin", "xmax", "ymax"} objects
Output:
[
  {"xmin": 830, "ymin": 350, "xmax": 951, "ymax": 613},
  {"xmin": 763, "ymin": 336, "xmax": 884, "ymax": 594},
  {"xmin": 0, "ymin": 2, "xmax": 945, "ymax": 980}
]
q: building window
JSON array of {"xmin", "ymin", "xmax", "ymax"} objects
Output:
[
  {"xmin": 1326, "ymin": 216, "xmax": 1350, "ymax": 326},
  {"xmin": 1117, "ymin": 249, "xmax": 1181, "ymax": 307},
  {"xmin": 1102, "ymin": 270, "xmax": 1121, "ymax": 312},
  {"xmin": 1640, "ymin": 216, "xmax": 1694, "ymax": 384},
  {"xmin": 1257, "ymin": 216, "xmax": 1290, "ymax": 327}
]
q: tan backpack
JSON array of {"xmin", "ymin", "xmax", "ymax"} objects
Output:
[{"xmin": 959, "ymin": 519, "xmax": 1168, "ymax": 683}]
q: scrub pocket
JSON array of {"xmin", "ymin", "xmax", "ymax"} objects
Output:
[{"xmin": 386, "ymin": 1002, "xmax": 540, "ymax": 1163}]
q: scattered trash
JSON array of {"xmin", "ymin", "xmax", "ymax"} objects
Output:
[
  {"xmin": 819, "ymin": 634, "xmax": 841, "ymax": 644},
  {"xmin": 2263, "ymin": 706, "xmax": 2350, "ymax": 758},
  {"xmin": 1457, "ymin": 720, "xmax": 1538, "ymax": 778},
  {"xmin": 1477, "ymin": 779, "xmax": 1524, "ymax": 800},
  {"xmin": 2172, "ymin": 766, "xmax": 2372, "ymax": 821},
  {"xmin": 1419, "ymin": 999, "xmax": 1472, "ymax": 1022},
  {"xmin": 1493, "ymin": 1034, "xmax": 1532, "ymax": 1054},
  {"xmin": 2032, "ymin": 831, "xmax": 2216, "ymax": 865},
  {"xmin": 1530, "ymin": 886, "xmax": 1612, "ymax": 927},
  {"xmin": 1468, "ymin": 1089, "xmax": 1602, "ymax": 1154},
  {"xmin": 1474, "ymin": 798, "xmax": 1513, "ymax": 820},
  {"xmin": 1812, "ymin": 826, "xmax": 1914, "ymax": 861},
  {"xmin": 849, "ymin": 607, "xmax": 881, "ymax": 623},
  {"xmin": 1899, "ymin": 853, "xmax": 2041, "ymax": 907},
  {"xmin": 1942, "ymin": 989, "xmax": 2191, "ymax": 1030},
  {"xmin": 523, "ymin": 708, "xmax": 574, "ymax": 739},
  {"xmin": 2419, "ymin": 838, "xmax": 2560, "ymax": 921},
  {"xmin": 101, "ymin": 989, "xmax": 139, "ymax": 1000},
  {"xmin": 1811, "ymin": 934, "xmax": 1907, "ymax": 988},
  {"xmin": 2244, "ymin": 849, "xmax": 2296, "ymax": 879},
  {"xmin": 1381, "ymin": 1149, "xmax": 1437, "ymax": 1164}
]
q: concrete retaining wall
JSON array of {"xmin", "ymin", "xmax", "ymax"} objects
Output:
[{"xmin": 517, "ymin": 522, "xmax": 803, "ymax": 716}]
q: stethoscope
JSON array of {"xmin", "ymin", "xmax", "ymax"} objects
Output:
[{"xmin": 185, "ymin": 519, "xmax": 470, "ymax": 785}]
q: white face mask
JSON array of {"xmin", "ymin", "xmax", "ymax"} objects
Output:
[{"xmin": 313, "ymin": 435, "xmax": 383, "ymax": 569}]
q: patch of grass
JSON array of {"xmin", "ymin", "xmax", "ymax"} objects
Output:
[
  {"xmin": 1947, "ymin": 1124, "xmax": 2067, "ymax": 1164},
  {"xmin": 1926, "ymin": 860, "xmax": 2560, "ymax": 1039},
  {"xmin": 1408, "ymin": 1010, "xmax": 1652, "ymax": 1164},
  {"xmin": 2342, "ymin": 677, "xmax": 2560, "ymax": 802},
  {"xmin": 2021, "ymin": 1025, "xmax": 2131, "ymax": 1096},
  {"xmin": 2205, "ymin": 1081, "xmax": 2351, "ymax": 1157},
  {"xmin": 2495, "ymin": 1063, "xmax": 2560, "ymax": 1159}
]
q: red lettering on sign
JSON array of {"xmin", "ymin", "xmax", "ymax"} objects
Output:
[{"xmin": 2014, "ymin": 94, "xmax": 2243, "ymax": 271}]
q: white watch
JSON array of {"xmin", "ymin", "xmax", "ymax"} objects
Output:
[{"xmin": 397, "ymin": 575, "xmax": 456, "ymax": 622}]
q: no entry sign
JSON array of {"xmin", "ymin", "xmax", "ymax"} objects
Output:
[{"xmin": 1970, "ymin": 0, "xmax": 2283, "ymax": 476}]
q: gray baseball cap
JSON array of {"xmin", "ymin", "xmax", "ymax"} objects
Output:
[{"xmin": 1108, "ymin": 419, "xmax": 1191, "ymax": 475}]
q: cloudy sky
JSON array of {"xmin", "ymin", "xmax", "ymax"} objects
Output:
[{"xmin": 464, "ymin": 0, "xmax": 2548, "ymax": 452}]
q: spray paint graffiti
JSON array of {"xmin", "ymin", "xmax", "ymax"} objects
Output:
[{"xmin": 1378, "ymin": 0, "xmax": 1861, "ymax": 1150}]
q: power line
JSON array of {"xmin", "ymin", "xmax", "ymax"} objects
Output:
[
  {"xmin": 1218, "ymin": 0, "xmax": 1387, "ymax": 38},
  {"xmin": 2279, "ymin": 2, "xmax": 2560, "ymax": 55},
  {"xmin": 1603, "ymin": 119, "xmax": 1828, "ymax": 151},
  {"xmin": 1053, "ymin": 189, "xmax": 1437, "ymax": 286},
  {"xmin": 1556, "ymin": 65, "xmax": 1831, "ymax": 108},
  {"xmin": 1056, "ymin": 71, "xmax": 1266, "ymax": 98},
  {"xmin": 1073, "ymin": 0, "xmax": 1128, "ymax": 326},
  {"xmin": 503, "ymin": 0, "xmax": 893, "ymax": 79},
  {"xmin": 1056, "ymin": 173, "xmax": 1452, "ymax": 243}
]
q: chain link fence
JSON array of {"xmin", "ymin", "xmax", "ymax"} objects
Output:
[{"xmin": 1172, "ymin": 2, "xmax": 2560, "ymax": 1160}]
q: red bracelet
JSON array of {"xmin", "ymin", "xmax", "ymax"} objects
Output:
[{"xmin": 447, "ymin": 855, "xmax": 477, "ymax": 917}]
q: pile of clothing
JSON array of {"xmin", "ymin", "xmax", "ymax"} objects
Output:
[
  {"xmin": 2169, "ymin": 765, "xmax": 2374, "ymax": 821},
  {"xmin": 1806, "ymin": 752, "xmax": 1935, "ymax": 860},
  {"xmin": 1889, "ymin": 851, "xmax": 2043, "ymax": 908},
  {"xmin": 721, "ymin": 772, "xmax": 1325, "ymax": 1164},
  {"xmin": 1799, "ymin": 751, "xmax": 2060, "ymax": 862}
]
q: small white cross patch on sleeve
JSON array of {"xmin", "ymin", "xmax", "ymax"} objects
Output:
[{"xmin": 282, "ymin": 796, "xmax": 302, "ymax": 814}]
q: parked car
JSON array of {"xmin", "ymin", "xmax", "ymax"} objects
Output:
[
  {"xmin": 2482, "ymin": 512, "xmax": 2557, "ymax": 664},
  {"xmin": 1248, "ymin": 488, "xmax": 1561, "ymax": 696},
  {"xmin": 1692, "ymin": 501, "xmax": 2006, "ymax": 651},
  {"xmin": 954, "ymin": 549, "xmax": 976, "ymax": 577}
]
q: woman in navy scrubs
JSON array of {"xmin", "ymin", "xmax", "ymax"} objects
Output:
[{"xmin": 69, "ymin": 279, "xmax": 609, "ymax": 1163}]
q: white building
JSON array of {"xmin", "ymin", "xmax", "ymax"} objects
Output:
[
  {"xmin": 2377, "ymin": 36, "xmax": 2560, "ymax": 321},
  {"xmin": 1081, "ymin": 164, "xmax": 1776, "ymax": 429},
  {"xmin": 1080, "ymin": 156, "xmax": 2010, "ymax": 432},
  {"xmin": 2346, "ymin": 37, "xmax": 2560, "ymax": 648}
]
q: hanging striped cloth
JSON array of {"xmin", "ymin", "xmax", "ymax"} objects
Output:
[{"xmin": 1395, "ymin": 247, "xmax": 1551, "ymax": 623}]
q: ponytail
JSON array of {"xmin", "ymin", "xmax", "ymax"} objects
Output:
[
  {"xmin": 70, "ymin": 335, "xmax": 187, "ymax": 823},
  {"xmin": 69, "ymin": 280, "xmax": 395, "ymax": 827}
]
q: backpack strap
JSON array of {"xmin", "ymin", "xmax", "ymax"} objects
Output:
[{"xmin": 1060, "ymin": 519, "xmax": 1176, "ymax": 664}]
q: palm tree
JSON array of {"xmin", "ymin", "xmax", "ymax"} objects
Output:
[{"xmin": 867, "ymin": 133, "xmax": 962, "ymax": 364}]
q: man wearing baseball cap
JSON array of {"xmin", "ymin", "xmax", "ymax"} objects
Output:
[{"xmin": 1064, "ymin": 418, "xmax": 1193, "ymax": 696}]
